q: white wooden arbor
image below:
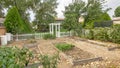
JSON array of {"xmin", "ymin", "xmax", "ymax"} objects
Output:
[{"xmin": 49, "ymin": 23, "xmax": 61, "ymax": 37}]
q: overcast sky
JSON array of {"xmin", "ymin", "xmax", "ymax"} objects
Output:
[
  {"xmin": 107, "ymin": 0, "xmax": 120, "ymax": 17},
  {"xmin": 30, "ymin": 0, "xmax": 120, "ymax": 21}
]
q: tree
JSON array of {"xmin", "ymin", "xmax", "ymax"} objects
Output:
[
  {"xmin": 4, "ymin": 6, "xmax": 32, "ymax": 34},
  {"xmin": 83, "ymin": 0, "xmax": 111, "ymax": 28},
  {"xmin": 32, "ymin": 0, "xmax": 58, "ymax": 32},
  {"xmin": 63, "ymin": 0, "xmax": 85, "ymax": 35},
  {"xmin": 115, "ymin": 6, "xmax": 120, "ymax": 17},
  {"xmin": 0, "ymin": 0, "xmax": 33, "ymax": 21}
]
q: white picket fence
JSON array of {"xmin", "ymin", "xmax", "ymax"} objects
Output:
[
  {"xmin": 11, "ymin": 31, "xmax": 73, "ymax": 41},
  {"xmin": 60, "ymin": 31, "xmax": 72, "ymax": 37},
  {"xmin": 0, "ymin": 31, "xmax": 73, "ymax": 45},
  {"xmin": 11, "ymin": 32, "xmax": 50, "ymax": 41}
]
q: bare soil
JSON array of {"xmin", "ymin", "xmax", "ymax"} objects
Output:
[
  {"xmin": 8, "ymin": 37, "xmax": 120, "ymax": 68},
  {"xmin": 64, "ymin": 46, "xmax": 94, "ymax": 60}
]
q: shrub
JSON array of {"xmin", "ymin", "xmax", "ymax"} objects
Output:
[
  {"xmin": 55, "ymin": 43, "xmax": 74, "ymax": 51},
  {"xmin": 83, "ymin": 29, "xmax": 94, "ymax": 40},
  {"xmin": 0, "ymin": 46, "xmax": 33, "ymax": 68},
  {"xmin": 109, "ymin": 25, "xmax": 120, "ymax": 44},
  {"xmin": 93, "ymin": 28, "xmax": 109, "ymax": 41},
  {"xmin": 43, "ymin": 34, "xmax": 56, "ymax": 40},
  {"xmin": 39, "ymin": 53, "xmax": 59, "ymax": 68}
]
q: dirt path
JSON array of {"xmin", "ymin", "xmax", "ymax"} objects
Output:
[{"xmin": 64, "ymin": 37, "xmax": 120, "ymax": 61}]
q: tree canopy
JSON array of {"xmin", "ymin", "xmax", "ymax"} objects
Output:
[
  {"xmin": 63, "ymin": 0, "xmax": 85, "ymax": 31},
  {"xmin": 83, "ymin": 0, "xmax": 111, "ymax": 28},
  {"xmin": 32, "ymin": 0, "xmax": 58, "ymax": 32},
  {"xmin": 63, "ymin": 0, "xmax": 111, "ymax": 30},
  {"xmin": 115, "ymin": 6, "xmax": 120, "ymax": 17}
]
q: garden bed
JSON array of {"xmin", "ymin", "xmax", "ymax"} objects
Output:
[
  {"xmin": 55, "ymin": 43, "xmax": 102, "ymax": 65},
  {"xmin": 64, "ymin": 46, "xmax": 94, "ymax": 60}
]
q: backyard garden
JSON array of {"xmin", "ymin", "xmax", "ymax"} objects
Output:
[{"xmin": 0, "ymin": 0, "xmax": 120, "ymax": 68}]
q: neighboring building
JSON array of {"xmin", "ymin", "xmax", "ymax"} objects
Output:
[
  {"xmin": 55, "ymin": 18, "xmax": 64, "ymax": 23},
  {"xmin": 112, "ymin": 17, "xmax": 120, "ymax": 24},
  {"xmin": 0, "ymin": 18, "xmax": 6, "ymax": 35}
]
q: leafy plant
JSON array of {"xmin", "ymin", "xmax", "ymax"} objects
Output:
[
  {"xmin": 55, "ymin": 43, "xmax": 74, "ymax": 51},
  {"xmin": 39, "ymin": 53, "xmax": 59, "ymax": 68},
  {"xmin": 0, "ymin": 46, "xmax": 33, "ymax": 68},
  {"xmin": 43, "ymin": 34, "xmax": 56, "ymax": 40}
]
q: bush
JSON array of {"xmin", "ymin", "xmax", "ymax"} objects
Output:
[
  {"xmin": 39, "ymin": 53, "xmax": 59, "ymax": 68},
  {"xmin": 109, "ymin": 25, "xmax": 120, "ymax": 44},
  {"xmin": 0, "ymin": 46, "xmax": 33, "ymax": 68},
  {"xmin": 93, "ymin": 28, "xmax": 109, "ymax": 41},
  {"xmin": 43, "ymin": 34, "xmax": 56, "ymax": 40},
  {"xmin": 55, "ymin": 43, "xmax": 74, "ymax": 51},
  {"xmin": 83, "ymin": 29, "xmax": 94, "ymax": 40},
  {"xmin": 79, "ymin": 25, "xmax": 120, "ymax": 44}
]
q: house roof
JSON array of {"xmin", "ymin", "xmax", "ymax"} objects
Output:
[
  {"xmin": 112, "ymin": 17, "xmax": 120, "ymax": 21},
  {"xmin": 55, "ymin": 18, "xmax": 64, "ymax": 21}
]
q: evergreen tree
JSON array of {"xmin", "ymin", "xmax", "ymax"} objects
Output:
[{"xmin": 4, "ymin": 6, "xmax": 32, "ymax": 34}]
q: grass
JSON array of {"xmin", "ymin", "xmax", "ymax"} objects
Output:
[{"xmin": 55, "ymin": 43, "xmax": 74, "ymax": 51}]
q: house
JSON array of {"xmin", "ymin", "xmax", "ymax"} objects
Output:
[
  {"xmin": 0, "ymin": 18, "xmax": 6, "ymax": 35},
  {"xmin": 112, "ymin": 17, "xmax": 120, "ymax": 24}
]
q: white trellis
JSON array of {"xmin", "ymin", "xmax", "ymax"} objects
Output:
[{"xmin": 49, "ymin": 23, "xmax": 61, "ymax": 37}]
